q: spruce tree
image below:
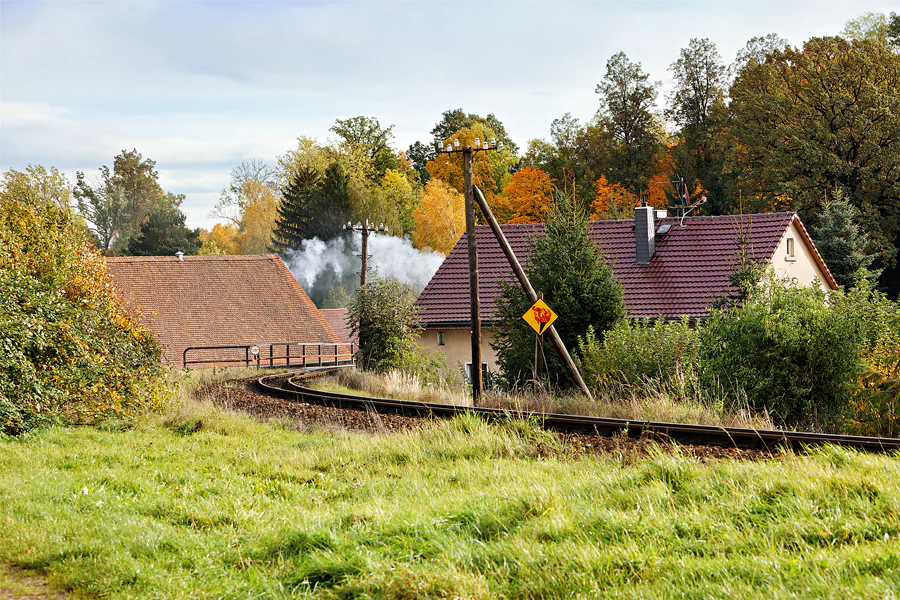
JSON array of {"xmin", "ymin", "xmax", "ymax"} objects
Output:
[
  {"xmin": 307, "ymin": 162, "xmax": 352, "ymax": 241},
  {"xmin": 811, "ymin": 189, "xmax": 881, "ymax": 289},
  {"xmin": 492, "ymin": 193, "xmax": 624, "ymax": 388},
  {"xmin": 270, "ymin": 166, "xmax": 320, "ymax": 254}
]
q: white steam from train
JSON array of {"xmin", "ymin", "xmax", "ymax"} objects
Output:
[{"xmin": 286, "ymin": 234, "xmax": 444, "ymax": 306}]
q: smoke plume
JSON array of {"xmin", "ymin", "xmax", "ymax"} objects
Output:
[{"xmin": 286, "ymin": 234, "xmax": 445, "ymax": 307}]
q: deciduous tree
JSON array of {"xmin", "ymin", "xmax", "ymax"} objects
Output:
[
  {"xmin": 237, "ymin": 180, "xmax": 279, "ymax": 254},
  {"xmin": 668, "ymin": 38, "xmax": 730, "ymax": 214},
  {"xmin": 74, "ymin": 167, "xmax": 126, "ymax": 252},
  {"xmin": 111, "ymin": 149, "xmax": 170, "ymax": 242},
  {"xmin": 726, "ymin": 36, "xmax": 900, "ymax": 270},
  {"xmin": 412, "ymin": 179, "xmax": 465, "ymax": 255},
  {"xmin": 425, "ymin": 127, "xmax": 515, "ymax": 220},
  {"xmin": 211, "ymin": 159, "xmax": 277, "ymax": 227},
  {"xmin": 595, "ymin": 52, "xmax": 663, "ymax": 195},
  {"xmin": 430, "ymin": 108, "xmax": 518, "ymax": 154},
  {"xmin": 0, "ymin": 165, "xmax": 71, "ymax": 208},
  {"xmin": 380, "ymin": 168, "xmax": 419, "ymax": 235},
  {"xmin": 590, "ymin": 175, "xmax": 637, "ymax": 219},
  {"xmin": 331, "ymin": 116, "xmax": 399, "ymax": 180},
  {"xmin": 347, "ymin": 276, "xmax": 423, "ymax": 372},
  {"xmin": 502, "ymin": 166, "xmax": 554, "ymax": 224},
  {"xmin": 198, "ymin": 223, "xmax": 240, "ymax": 256},
  {"xmin": 126, "ymin": 206, "xmax": 201, "ymax": 256}
]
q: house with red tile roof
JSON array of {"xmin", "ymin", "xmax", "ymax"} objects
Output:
[
  {"xmin": 415, "ymin": 210, "xmax": 837, "ymax": 374},
  {"xmin": 107, "ymin": 254, "xmax": 341, "ymax": 366}
]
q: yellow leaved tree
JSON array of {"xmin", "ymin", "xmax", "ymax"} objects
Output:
[{"xmin": 412, "ymin": 179, "xmax": 465, "ymax": 255}]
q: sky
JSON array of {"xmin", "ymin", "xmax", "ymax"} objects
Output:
[{"xmin": 1, "ymin": 0, "xmax": 896, "ymax": 229}]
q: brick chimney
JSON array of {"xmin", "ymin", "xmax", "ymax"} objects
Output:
[{"xmin": 635, "ymin": 201, "xmax": 655, "ymax": 264}]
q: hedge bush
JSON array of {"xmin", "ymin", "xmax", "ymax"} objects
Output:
[
  {"xmin": 700, "ymin": 274, "xmax": 863, "ymax": 430},
  {"xmin": 0, "ymin": 192, "xmax": 165, "ymax": 435},
  {"xmin": 575, "ymin": 318, "xmax": 700, "ymax": 392},
  {"xmin": 833, "ymin": 283, "xmax": 900, "ymax": 437}
]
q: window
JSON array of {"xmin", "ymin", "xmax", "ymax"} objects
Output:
[
  {"xmin": 437, "ymin": 331, "xmax": 445, "ymax": 346},
  {"xmin": 786, "ymin": 237, "xmax": 796, "ymax": 260},
  {"xmin": 464, "ymin": 362, "xmax": 489, "ymax": 384}
]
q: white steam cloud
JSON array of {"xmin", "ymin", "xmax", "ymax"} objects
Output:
[{"xmin": 287, "ymin": 234, "xmax": 445, "ymax": 304}]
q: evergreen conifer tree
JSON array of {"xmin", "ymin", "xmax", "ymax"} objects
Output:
[
  {"xmin": 492, "ymin": 193, "xmax": 624, "ymax": 388},
  {"xmin": 270, "ymin": 166, "xmax": 320, "ymax": 254},
  {"xmin": 308, "ymin": 162, "xmax": 352, "ymax": 241},
  {"xmin": 811, "ymin": 189, "xmax": 881, "ymax": 288}
]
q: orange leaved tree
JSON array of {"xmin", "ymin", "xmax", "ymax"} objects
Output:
[
  {"xmin": 590, "ymin": 175, "xmax": 638, "ymax": 219},
  {"xmin": 502, "ymin": 166, "xmax": 555, "ymax": 224}
]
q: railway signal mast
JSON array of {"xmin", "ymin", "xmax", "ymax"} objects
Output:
[{"xmin": 434, "ymin": 136, "xmax": 502, "ymax": 405}]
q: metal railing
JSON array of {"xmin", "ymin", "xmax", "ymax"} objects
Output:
[{"xmin": 182, "ymin": 342, "xmax": 355, "ymax": 369}]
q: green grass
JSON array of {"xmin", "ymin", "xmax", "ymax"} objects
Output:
[{"xmin": 1, "ymin": 404, "xmax": 899, "ymax": 599}]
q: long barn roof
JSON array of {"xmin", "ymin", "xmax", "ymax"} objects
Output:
[
  {"xmin": 415, "ymin": 212, "xmax": 836, "ymax": 325},
  {"xmin": 107, "ymin": 254, "xmax": 340, "ymax": 365}
]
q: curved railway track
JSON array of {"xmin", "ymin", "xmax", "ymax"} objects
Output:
[{"xmin": 254, "ymin": 369, "xmax": 900, "ymax": 453}]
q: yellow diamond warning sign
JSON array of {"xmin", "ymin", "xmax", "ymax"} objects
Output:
[{"xmin": 522, "ymin": 298, "xmax": 558, "ymax": 336}]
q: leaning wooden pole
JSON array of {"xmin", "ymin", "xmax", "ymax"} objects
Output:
[{"xmin": 472, "ymin": 184, "xmax": 594, "ymax": 401}]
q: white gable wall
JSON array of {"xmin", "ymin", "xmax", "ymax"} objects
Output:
[{"xmin": 770, "ymin": 221, "xmax": 833, "ymax": 291}]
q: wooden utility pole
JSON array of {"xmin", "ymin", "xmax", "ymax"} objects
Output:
[
  {"xmin": 344, "ymin": 219, "xmax": 387, "ymax": 358},
  {"xmin": 433, "ymin": 137, "xmax": 500, "ymax": 405},
  {"xmin": 463, "ymin": 147, "xmax": 483, "ymax": 404},
  {"xmin": 472, "ymin": 184, "xmax": 594, "ymax": 401},
  {"xmin": 360, "ymin": 221, "xmax": 369, "ymax": 287},
  {"xmin": 345, "ymin": 219, "xmax": 387, "ymax": 288}
]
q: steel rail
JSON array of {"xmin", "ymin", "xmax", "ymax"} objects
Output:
[{"xmin": 254, "ymin": 370, "xmax": 900, "ymax": 453}]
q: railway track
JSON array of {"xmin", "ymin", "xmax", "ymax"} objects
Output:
[{"xmin": 254, "ymin": 369, "xmax": 900, "ymax": 453}]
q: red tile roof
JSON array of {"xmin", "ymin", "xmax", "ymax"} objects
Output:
[
  {"xmin": 106, "ymin": 254, "xmax": 340, "ymax": 365},
  {"xmin": 415, "ymin": 212, "xmax": 837, "ymax": 325},
  {"xmin": 320, "ymin": 309, "xmax": 357, "ymax": 345}
]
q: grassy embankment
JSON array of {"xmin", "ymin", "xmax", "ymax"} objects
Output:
[
  {"xmin": 1, "ymin": 372, "xmax": 899, "ymax": 598},
  {"xmin": 309, "ymin": 369, "xmax": 773, "ymax": 429}
]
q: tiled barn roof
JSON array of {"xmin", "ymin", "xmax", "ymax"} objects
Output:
[
  {"xmin": 320, "ymin": 308, "xmax": 357, "ymax": 345},
  {"xmin": 415, "ymin": 212, "xmax": 836, "ymax": 325},
  {"xmin": 107, "ymin": 254, "xmax": 340, "ymax": 365}
]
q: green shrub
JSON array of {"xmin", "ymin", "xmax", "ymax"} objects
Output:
[
  {"xmin": 833, "ymin": 283, "xmax": 900, "ymax": 437},
  {"xmin": 0, "ymin": 182, "xmax": 165, "ymax": 435},
  {"xmin": 575, "ymin": 318, "xmax": 700, "ymax": 392},
  {"xmin": 347, "ymin": 275, "xmax": 424, "ymax": 373},
  {"xmin": 700, "ymin": 274, "xmax": 862, "ymax": 430}
]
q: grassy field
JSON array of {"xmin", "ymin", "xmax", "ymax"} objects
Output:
[{"xmin": 2, "ymin": 395, "xmax": 899, "ymax": 600}]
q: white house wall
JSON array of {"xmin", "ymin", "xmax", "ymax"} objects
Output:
[
  {"xmin": 416, "ymin": 327, "xmax": 499, "ymax": 375},
  {"xmin": 772, "ymin": 221, "xmax": 832, "ymax": 291}
]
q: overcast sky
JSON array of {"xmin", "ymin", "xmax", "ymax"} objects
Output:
[{"xmin": 2, "ymin": 0, "xmax": 895, "ymax": 228}]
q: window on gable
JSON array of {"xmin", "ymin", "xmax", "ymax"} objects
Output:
[{"xmin": 786, "ymin": 237, "xmax": 795, "ymax": 258}]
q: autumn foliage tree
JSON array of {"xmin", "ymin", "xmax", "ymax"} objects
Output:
[
  {"xmin": 502, "ymin": 167, "xmax": 555, "ymax": 224},
  {"xmin": 726, "ymin": 36, "xmax": 900, "ymax": 267},
  {"xmin": 590, "ymin": 175, "xmax": 638, "ymax": 219},
  {"xmin": 412, "ymin": 179, "xmax": 465, "ymax": 255},
  {"xmin": 425, "ymin": 127, "xmax": 517, "ymax": 221},
  {"xmin": 1, "ymin": 172, "xmax": 165, "ymax": 435}
]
